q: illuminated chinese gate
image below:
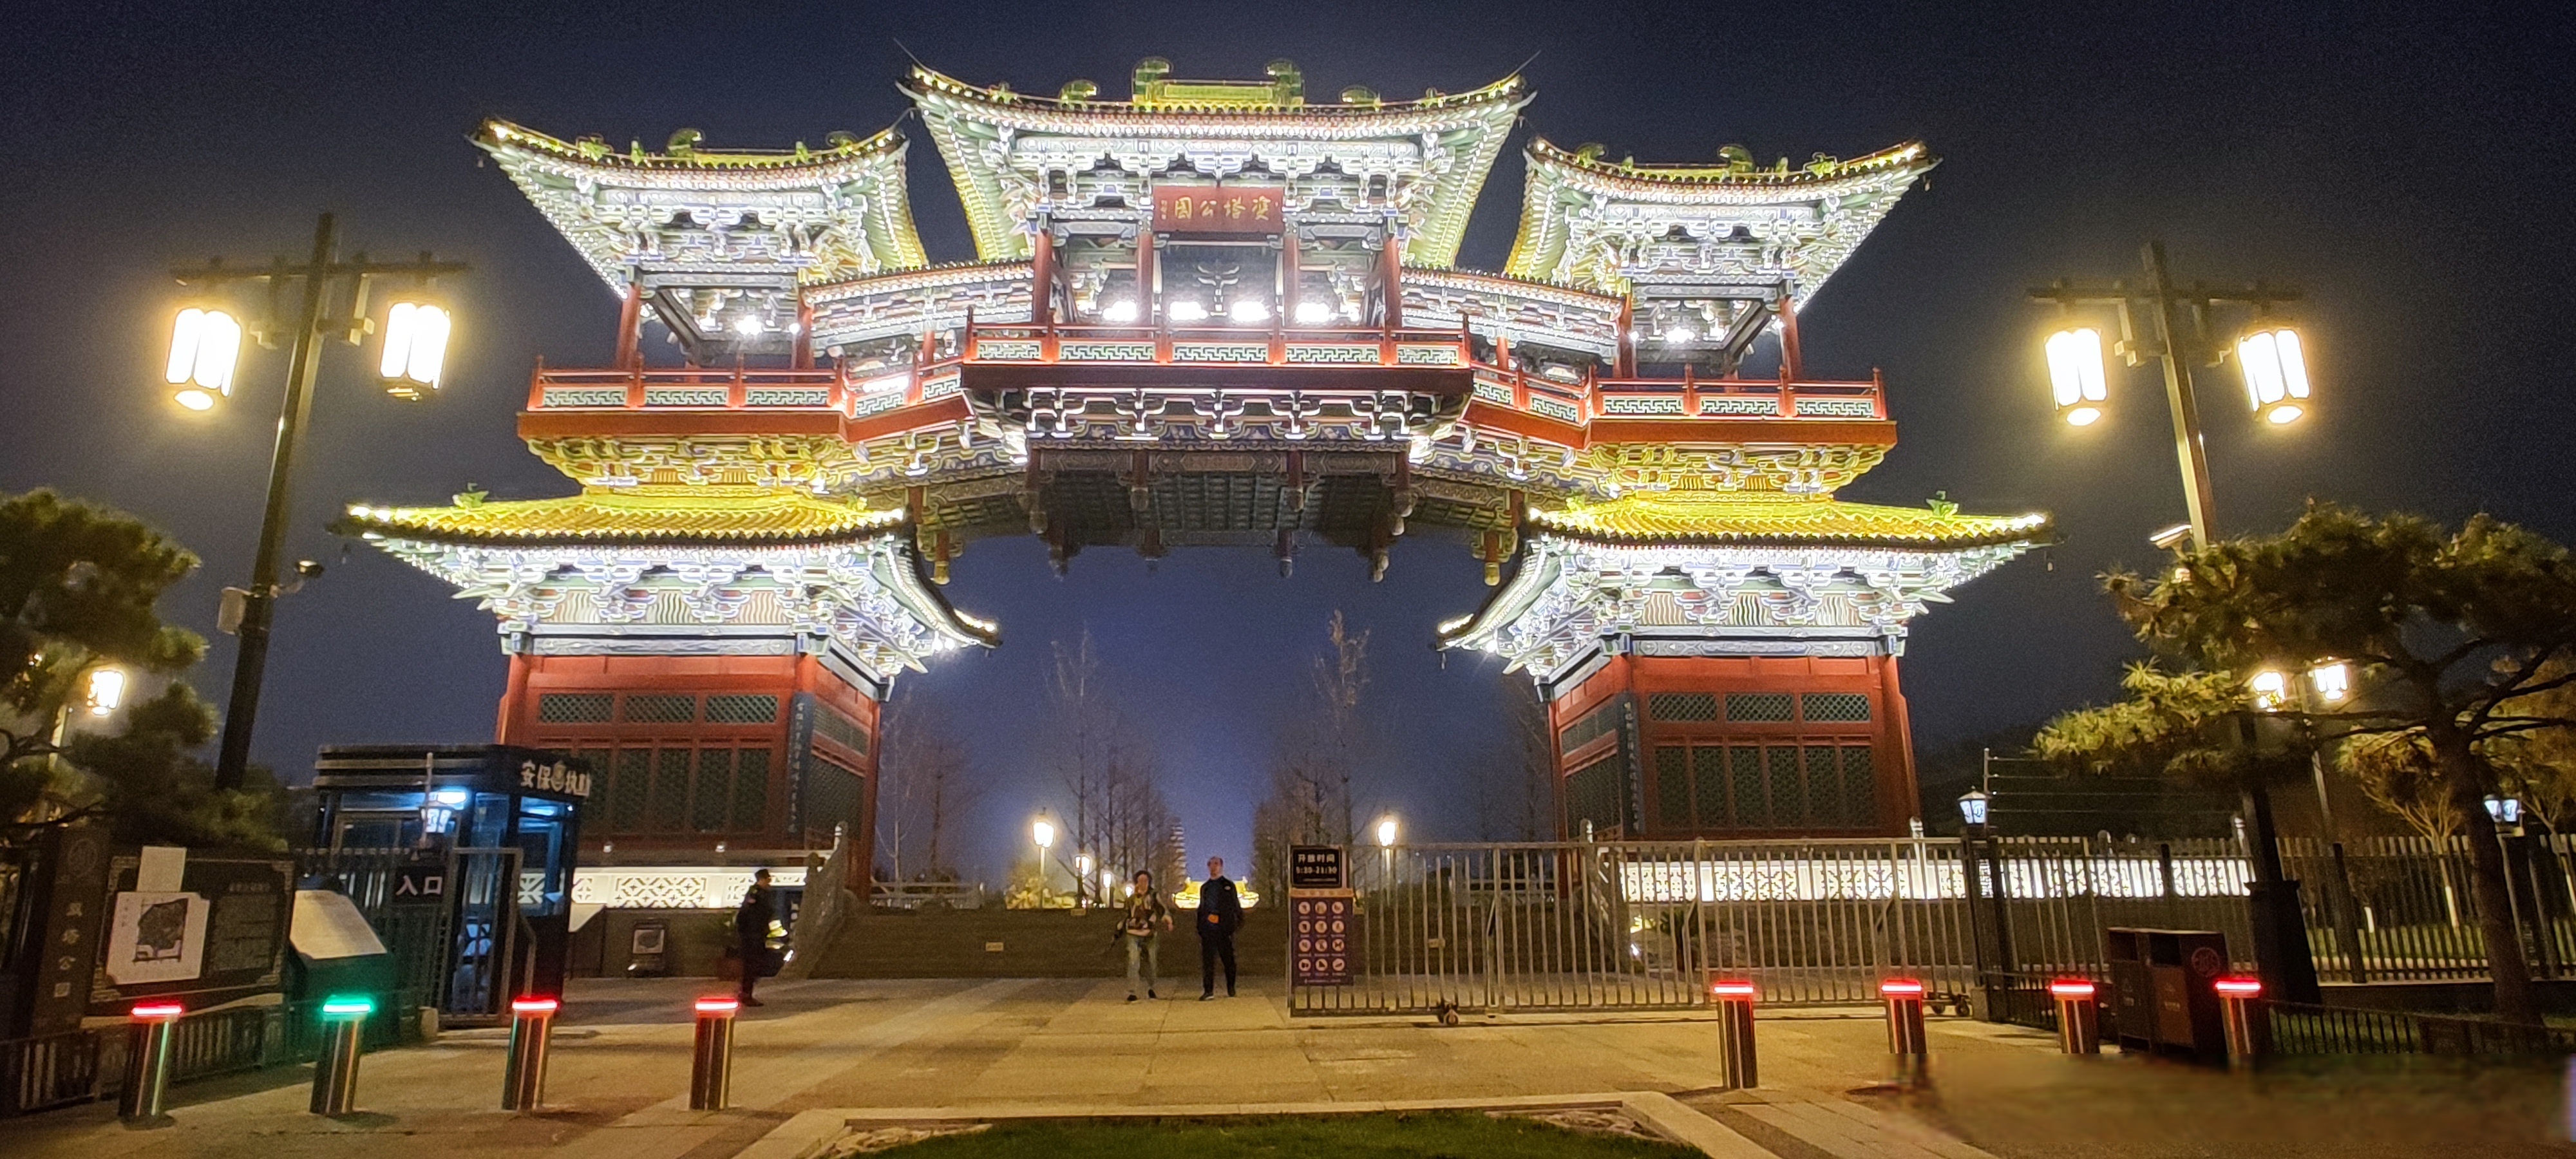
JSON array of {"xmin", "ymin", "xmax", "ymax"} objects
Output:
[{"xmin": 341, "ymin": 58, "xmax": 2048, "ymax": 894}]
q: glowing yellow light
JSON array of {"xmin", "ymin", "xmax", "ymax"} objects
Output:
[
  {"xmin": 379, "ymin": 301, "xmax": 452, "ymax": 397},
  {"xmin": 2310, "ymin": 662, "xmax": 2351, "ymax": 703},
  {"xmin": 2064, "ymin": 405, "xmax": 2103, "ymax": 427},
  {"xmin": 1032, "ymin": 820, "xmax": 1054, "ymax": 850},
  {"xmin": 2249, "ymin": 670, "xmax": 2291, "ymax": 711},
  {"xmin": 166, "ymin": 307, "xmax": 241, "ymax": 408},
  {"xmin": 2045, "ymin": 327, "xmax": 2109, "ymax": 421},
  {"xmin": 2239, "ymin": 326, "xmax": 2311, "ymax": 425},
  {"xmin": 84, "ymin": 668, "xmax": 127, "ymax": 716},
  {"xmin": 1100, "ymin": 299, "xmax": 1139, "ymax": 324},
  {"xmin": 1376, "ymin": 817, "xmax": 1398, "ymax": 847}
]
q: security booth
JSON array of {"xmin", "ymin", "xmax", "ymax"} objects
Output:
[{"xmin": 305, "ymin": 745, "xmax": 590, "ymax": 1023}]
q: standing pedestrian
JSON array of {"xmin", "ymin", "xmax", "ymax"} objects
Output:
[
  {"xmin": 1197, "ymin": 856, "xmax": 1242, "ymax": 1000},
  {"xmin": 734, "ymin": 868, "xmax": 773, "ymax": 1007},
  {"xmin": 1117, "ymin": 869, "xmax": 1172, "ymax": 1001}
]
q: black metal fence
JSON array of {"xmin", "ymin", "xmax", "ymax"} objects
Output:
[
  {"xmin": 0, "ymin": 990, "xmax": 431, "ymax": 1118},
  {"xmin": 2263, "ymin": 1000, "xmax": 2576, "ymax": 1058}
]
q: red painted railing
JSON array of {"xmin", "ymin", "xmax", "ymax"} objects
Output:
[{"xmin": 526, "ymin": 318, "xmax": 1886, "ymax": 425}]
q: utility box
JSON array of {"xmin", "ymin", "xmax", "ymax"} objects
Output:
[{"xmin": 2105, "ymin": 928, "xmax": 2230, "ymax": 1060}]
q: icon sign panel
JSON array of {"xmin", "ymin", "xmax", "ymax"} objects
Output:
[{"xmin": 1293, "ymin": 894, "xmax": 1352, "ymax": 986}]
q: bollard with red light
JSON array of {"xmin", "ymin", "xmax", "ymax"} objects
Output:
[
  {"xmin": 309, "ymin": 995, "xmax": 374, "ymax": 1116},
  {"xmin": 2214, "ymin": 977, "xmax": 2268, "ymax": 1069},
  {"xmin": 502, "ymin": 996, "xmax": 559, "ymax": 1111},
  {"xmin": 119, "ymin": 1001, "xmax": 185, "ymax": 1122},
  {"xmin": 2049, "ymin": 979, "xmax": 2101, "ymax": 1055},
  {"xmin": 690, "ymin": 997, "xmax": 738, "ymax": 1110},
  {"xmin": 1880, "ymin": 978, "xmax": 1930, "ymax": 1089},
  {"xmin": 1711, "ymin": 980, "xmax": 1759, "ymax": 1089}
]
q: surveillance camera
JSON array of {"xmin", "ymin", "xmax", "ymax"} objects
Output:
[{"xmin": 295, "ymin": 560, "xmax": 326, "ymax": 578}]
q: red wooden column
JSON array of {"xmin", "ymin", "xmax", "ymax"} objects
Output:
[
  {"xmin": 1877, "ymin": 651, "xmax": 1922, "ymax": 830},
  {"xmin": 792, "ymin": 293, "xmax": 815, "ymax": 370},
  {"xmin": 614, "ymin": 278, "xmax": 645, "ymax": 370},
  {"xmin": 1776, "ymin": 289, "xmax": 1806, "ymax": 381},
  {"xmin": 1029, "ymin": 214, "xmax": 1058, "ymax": 358}
]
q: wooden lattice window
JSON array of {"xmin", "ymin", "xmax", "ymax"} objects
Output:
[
  {"xmin": 1726, "ymin": 693, "xmax": 1795, "ymax": 723},
  {"xmin": 1647, "ymin": 693, "xmax": 1718, "ymax": 722},
  {"xmin": 1801, "ymin": 693, "xmax": 1872, "ymax": 724},
  {"xmin": 731, "ymin": 749, "xmax": 771, "ymax": 831},
  {"xmin": 537, "ymin": 693, "xmax": 612, "ymax": 724},
  {"xmin": 623, "ymin": 693, "xmax": 698, "ymax": 724},
  {"xmin": 1654, "ymin": 747, "xmax": 1691, "ymax": 827},
  {"xmin": 705, "ymin": 693, "xmax": 780, "ymax": 725}
]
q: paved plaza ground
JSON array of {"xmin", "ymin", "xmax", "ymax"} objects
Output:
[{"xmin": 7, "ymin": 977, "xmax": 2570, "ymax": 1158}]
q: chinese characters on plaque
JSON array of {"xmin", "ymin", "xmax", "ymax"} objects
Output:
[
  {"xmin": 1289, "ymin": 845, "xmax": 1352, "ymax": 986},
  {"xmin": 1151, "ymin": 184, "xmax": 1283, "ymax": 235}
]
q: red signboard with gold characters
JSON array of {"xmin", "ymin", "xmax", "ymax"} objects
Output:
[{"xmin": 1152, "ymin": 184, "xmax": 1283, "ymax": 235}]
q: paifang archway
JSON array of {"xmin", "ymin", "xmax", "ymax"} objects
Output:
[{"xmin": 339, "ymin": 59, "xmax": 2049, "ymax": 896}]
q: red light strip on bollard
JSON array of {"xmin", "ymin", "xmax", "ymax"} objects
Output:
[
  {"xmin": 2213, "ymin": 977, "xmax": 2264, "ymax": 998},
  {"xmin": 1710, "ymin": 981, "xmax": 1757, "ymax": 999},
  {"xmin": 2048, "ymin": 979, "xmax": 2097, "ymax": 999},
  {"xmin": 1878, "ymin": 979, "xmax": 1926, "ymax": 997},
  {"xmin": 512, "ymin": 997, "xmax": 560, "ymax": 1015},
  {"xmin": 130, "ymin": 1002, "xmax": 185, "ymax": 1021},
  {"xmin": 694, "ymin": 997, "xmax": 741, "ymax": 1015}
]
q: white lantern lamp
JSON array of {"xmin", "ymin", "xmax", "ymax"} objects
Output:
[
  {"xmin": 2045, "ymin": 327, "xmax": 2109, "ymax": 427},
  {"xmin": 166, "ymin": 306, "xmax": 243, "ymax": 411}
]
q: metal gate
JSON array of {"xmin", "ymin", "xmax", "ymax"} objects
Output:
[{"xmin": 1288, "ymin": 837, "xmax": 2260, "ymax": 1016}]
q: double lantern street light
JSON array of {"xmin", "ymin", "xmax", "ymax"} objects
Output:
[
  {"xmin": 163, "ymin": 212, "xmax": 468, "ymax": 791},
  {"xmin": 2032, "ymin": 242, "xmax": 2309, "ymax": 552}
]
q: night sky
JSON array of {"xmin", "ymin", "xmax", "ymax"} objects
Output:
[{"xmin": 5, "ymin": 4, "xmax": 2569, "ymax": 881}]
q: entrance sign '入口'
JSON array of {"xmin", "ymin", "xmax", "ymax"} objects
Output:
[{"xmin": 1289, "ymin": 845, "xmax": 1352, "ymax": 986}]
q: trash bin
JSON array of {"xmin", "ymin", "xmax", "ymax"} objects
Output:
[{"xmin": 2105, "ymin": 928, "xmax": 2229, "ymax": 1061}]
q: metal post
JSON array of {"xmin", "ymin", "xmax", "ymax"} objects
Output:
[
  {"xmin": 502, "ymin": 997, "xmax": 558, "ymax": 1111},
  {"xmin": 2215, "ymin": 977, "xmax": 2268, "ymax": 1071},
  {"xmin": 213, "ymin": 214, "xmax": 337, "ymax": 791},
  {"xmin": 1712, "ymin": 980, "xmax": 1758, "ymax": 1088},
  {"xmin": 690, "ymin": 997, "xmax": 738, "ymax": 1110},
  {"xmin": 309, "ymin": 996, "xmax": 372, "ymax": 1116},
  {"xmin": 2047, "ymin": 979, "xmax": 2101, "ymax": 1055},
  {"xmin": 1880, "ymin": 978, "xmax": 1930, "ymax": 1089},
  {"xmin": 2239, "ymin": 780, "xmax": 2322, "ymax": 1003},
  {"xmin": 119, "ymin": 1002, "xmax": 184, "ymax": 1122},
  {"xmin": 2140, "ymin": 241, "xmax": 2218, "ymax": 551}
]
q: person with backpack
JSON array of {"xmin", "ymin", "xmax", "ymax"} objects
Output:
[{"xmin": 1117, "ymin": 869, "xmax": 1173, "ymax": 1001}]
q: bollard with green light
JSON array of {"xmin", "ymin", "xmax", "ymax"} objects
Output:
[
  {"xmin": 310, "ymin": 994, "xmax": 375, "ymax": 1116},
  {"xmin": 120, "ymin": 1001, "xmax": 185, "ymax": 1122},
  {"xmin": 503, "ymin": 997, "xmax": 559, "ymax": 1111}
]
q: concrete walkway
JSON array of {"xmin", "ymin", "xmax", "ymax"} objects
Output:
[{"xmin": 5, "ymin": 977, "xmax": 2567, "ymax": 1158}]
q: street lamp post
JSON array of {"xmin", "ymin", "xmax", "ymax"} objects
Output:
[
  {"xmin": 2034, "ymin": 241, "xmax": 2319, "ymax": 1002},
  {"xmin": 169, "ymin": 213, "xmax": 466, "ymax": 791},
  {"xmin": 1032, "ymin": 818, "xmax": 1056, "ymax": 901},
  {"xmin": 2029, "ymin": 241, "xmax": 2306, "ymax": 552}
]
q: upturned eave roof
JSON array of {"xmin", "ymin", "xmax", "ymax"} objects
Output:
[
  {"xmin": 336, "ymin": 486, "xmax": 905, "ymax": 547},
  {"xmin": 1528, "ymin": 493, "xmax": 2050, "ymax": 549}
]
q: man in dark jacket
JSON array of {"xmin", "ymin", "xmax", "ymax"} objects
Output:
[
  {"xmin": 735, "ymin": 868, "xmax": 773, "ymax": 1006},
  {"xmin": 1196, "ymin": 856, "xmax": 1242, "ymax": 999}
]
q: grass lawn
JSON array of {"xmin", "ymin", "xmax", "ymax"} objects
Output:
[{"xmin": 862, "ymin": 1112, "xmax": 1700, "ymax": 1158}]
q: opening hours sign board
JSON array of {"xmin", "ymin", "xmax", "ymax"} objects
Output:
[{"xmin": 1289, "ymin": 845, "xmax": 1352, "ymax": 987}]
